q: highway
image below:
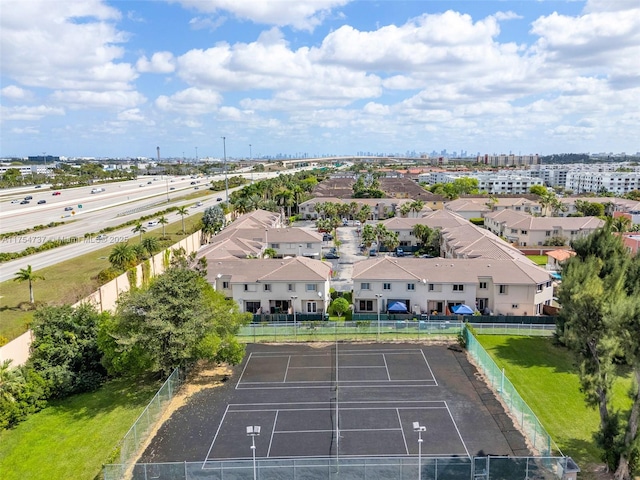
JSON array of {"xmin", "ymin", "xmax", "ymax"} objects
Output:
[{"xmin": 0, "ymin": 170, "xmax": 292, "ymax": 282}]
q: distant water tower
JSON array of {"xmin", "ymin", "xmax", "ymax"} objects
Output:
[{"xmin": 157, "ymin": 146, "xmax": 160, "ymax": 161}]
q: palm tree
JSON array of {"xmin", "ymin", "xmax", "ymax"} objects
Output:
[
  {"xmin": 141, "ymin": 236, "xmax": 160, "ymax": 257},
  {"xmin": 357, "ymin": 204, "xmax": 371, "ymax": 224},
  {"xmin": 108, "ymin": 243, "xmax": 136, "ymax": 271},
  {"xmin": 399, "ymin": 203, "xmax": 412, "ymax": 218},
  {"xmin": 176, "ymin": 206, "xmax": 189, "ymax": 233},
  {"xmin": 13, "ymin": 265, "xmax": 44, "ymax": 303},
  {"xmin": 132, "ymin": 222, "xmax": 147, "ymax": 242},
  {"xmin": 410, "ymin": 200, "xmax": 424, "ymax": 218},
  {"xmin": 0, "ymin": 360, "xmax": 21, "ymax": 403},
  {"xmin": 157, "ymin": 216, "xmax": 169, "ymax": 238}
]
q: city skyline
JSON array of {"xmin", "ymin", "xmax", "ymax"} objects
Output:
[{"xmin": 1, "ymin": 0, "xmax": 639, "ymax": 159}]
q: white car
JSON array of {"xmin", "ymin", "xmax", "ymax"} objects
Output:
[
  {"xmin": 10, "ymin": 199, "xmax": 20, "ymax": 204},
  {"xmin": 147, "ymin": 221, "xmax": 159, "ymax": 227}
]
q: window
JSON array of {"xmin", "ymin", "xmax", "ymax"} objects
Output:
[
  {"xmin": 306, "ymin": 284, "xmax": 317, "ymax": 292},
  {"xmin": 521, "ymin": 230, "xmax": 528, "ymax": 235},
  {"xmin": 222, "ymin": 281, "xmax": 229, "ymax": 289},
  {"xmin": 383, "ymin": 283, "xmax": 391, "ymax": 290},
  {"xmin": 306, "ymin": 302, "xmax": 317, "ymax": 313},
  {"xmin": 511, "ymin": 228, "xmax": 518, "ymax": 234},
  {"xmin": 306, "ymin": 243, "xmax": 312, "ymax": 248},
  {"xmin": 244, "ymin": 284, "xmax": 249, "ymax": 291},
  {"xmin": 499, "ymin": 285, "xmax": 508, "ymax": 294},
  {"xmin": 407, "ymin": 283, "xmax": 415, "ymax": 291},
  {"xmin": 359, "ymin": 300, "xmax": 374, "ymax": 311},
  {"xmin": 428, "ymin": 284, "xmax": 434, "ymax": 291},
  {"xmin": 511, "ymin": 304, "xmax": 519, "ymax": 309},
  {"xmin": 479, "ymin": 282, "xmax": 487, "ymax": 289},
  {"xmin": 288, "ymin": 284, "xmax": 295, "ymax": 292},
  {"xmin": 271, "ymin": 243, "xmax": 280, "ymax": 248},
  {"xmin": 263, "ymin": 284, "xmax": 271, "ymax": 292},
  {"xmin": 545, "ymin": 231, "xmax": 551, "ymax": 237},
  {"xmin": 361, "ymin": 282, "xmax": 371, "ymax": 290},
  {"xmin": 245, "ymin": 301, "xmax": 261, "ymax": 313},
  {"xmin": 453, "ymin": 284, "xmax": 464, "ymax": 291}
]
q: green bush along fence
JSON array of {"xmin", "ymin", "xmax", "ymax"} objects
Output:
[{"xmin": 464, "ymin": 327, "xmax": 559, "ymax": 456}]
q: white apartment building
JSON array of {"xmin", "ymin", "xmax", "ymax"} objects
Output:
[{"xmin": 565, "ymin": 172, "xmax": 640, "ymax": 195}]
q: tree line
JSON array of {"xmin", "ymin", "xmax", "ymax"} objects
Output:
[{"xmin": 1, "ymin": 252, "xmax": 250, "ymax": 430}]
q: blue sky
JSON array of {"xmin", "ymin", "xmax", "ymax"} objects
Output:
[{"xmin": 1, "ymin": 0, "xmax": 639, "ymax": 159}]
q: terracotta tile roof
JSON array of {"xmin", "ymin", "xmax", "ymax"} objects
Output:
[
  {"xmin": 206, "ymin": 257, "xmax": 331, "ymax": 284},
  {"xmin": 546, "ymin": 249, "xmax": 576, "ymax": 261}
]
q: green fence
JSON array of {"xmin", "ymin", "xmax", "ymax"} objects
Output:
[
  {"xmin": 237, "ymin": 320, "xmax": 463, "ymax": 343},
  {"xmin": 104, "ymin": 455, "xmax": 574, "ymax": 479},
  {"xmin": 111, "ymin": 367, "xmax": 185, "ymax": 480},
  {"xmin": 250, "ymin": 314, "xmax": 558, "ymax": 324},
  {"xmin": 465, "ymin": 328, "xmax": 559, "ymax": 456}
]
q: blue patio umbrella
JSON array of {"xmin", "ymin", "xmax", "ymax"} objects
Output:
[
  {"xmin": 387, "ymin": 301, "xmax": 408, "ymax": 312},
  {"xmin": 452, "ymin": 304, "xmax": 475, "ymax": 315}
]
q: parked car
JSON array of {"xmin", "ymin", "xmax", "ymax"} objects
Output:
[
  {"xmin": 324, "ymin": 252, "xmax": 340, "ymax": 259},
  {"xmin": 323, "ymin": 233, "xmax": 333, "ymax": 241},
  {"xmin": 37, "ymin": 200, "xmax": 46, "ymax": 204},
  {"xmin": 52, "ymin": 191, "xmax": 61, "ymax": 196},
  {"xmin": 354, "ymin": 220, "xmax": 361, "ymax": 227},
  {"xmin": 396, "ymin": 248, "xmax": 405, "ymax": 257},
  {"xmin": 369, "ymin": 249, "xmax": 378, "ymax": 256}
]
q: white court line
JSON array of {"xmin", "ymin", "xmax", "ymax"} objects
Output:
[
  {"xmin": 420, "ymin": 349, "xmax": 438, "ymax": 386},
  {"xmin": 382, "ymin": 354, "xmax": 391, "ymax": 380},
  {"xmin": 226, "ymin": 400, "xmax": 446, "ymax": 408},
  {"xmin": 445, "ymin": 402, "xmax": 471, "ymax": 459},
  {"xmin": 236, "ymin": 351, "xmax": 253, "ymax": 390},
  {"xmin": 267, "ymin": 410, "xmax": 278, "ymax": 457},
  {"xmin": 235, "ymin": 383, "xmax": 437, "ymax": 391},
  {"xmin": 248, "ymin": 349, "xmax": 426, "ymax": 358},
  {"xmin": 202, "ymin": 404, "xmax": 231, "ymax": 469},
  {"xmin": 397, "ymin": 408, "xmax": 409, "ymax": 455},
  {"xmin": 283, "ymin": 356, "xmax": 291, "ymax": 382}
]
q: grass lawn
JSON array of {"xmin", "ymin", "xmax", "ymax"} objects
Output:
[
  {"xmin": 0, "ymin": 214, "xmax": 203, "ymax": 341},
  {"xmin": 526, "ymin": 254, "xmax": 548, "ymax": 266},
  {"xmin": 0, "ymin": 376, "xmax": 159, "ymax": 480},
  {"xmin": 477, "ymin": 335, "xmax": 632, "ymax": 471}
]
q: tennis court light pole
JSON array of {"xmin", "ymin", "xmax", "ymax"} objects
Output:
[
  {"xmin": 291, "ymin": 295, "xmax": 298, "ymax": 340},
  {"xmin": 413, "ymin": 422, "xmax": 426, "ymax": 480},
  {"xmin": 246, "ymin": 425, "xmax": 261, "ymax": 480},
  {"xmin": 375, "ymin": 294, "xmax": 383, "ymax": 341}
]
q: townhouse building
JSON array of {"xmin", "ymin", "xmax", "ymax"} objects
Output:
[
  {"xmin": 352, "ymin": 257, "xmax": 553, "ymax": 316},
  {"xmin": 206, "ymin": 257, "xmax": 332, "ymax": 316},
  {"xmin": 484, "ymin": 209, "xmax": 604, "ymax": 246},
  {"xmin": 444, "ymin": 197, "xmax": 542, "ymax": 219}
]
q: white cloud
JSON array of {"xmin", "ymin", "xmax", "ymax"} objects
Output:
[
  {"xmin": 1, "ymin": 85, "xmax": 32, "ymax": 101},
  {"xmin": 136, "ymin": 52, "xmax": 176, "ymax": 74},
  {"xmin": 1, "ymin": 105, "xmax": 65, "ymax": 121},
  {"xmin": 0, "ymin": 0, "xmax": 137, "ymax": 90},
  {"xmin": 173, "ymin": 0, "xmax": 349, "ymax": 31},
  {"xmin": 50, "ymin": 90, "xmax": 146, "ymax": 109},
  {"xmin": 155, "ymin": 87, "xmax": 223, "ymax": 114},
  {"xmin": 118, "ymin": 108, "xmax": 146, "ymax": 122}
]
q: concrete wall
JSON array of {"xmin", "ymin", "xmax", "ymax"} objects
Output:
[{"xmin": 0, "ymin": 231, "xmax": 202, "ymax": 367}]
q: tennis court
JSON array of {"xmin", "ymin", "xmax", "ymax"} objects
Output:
[{"xmin": 140, "ymin": 342, "xmax": 529, "ymax": 467}]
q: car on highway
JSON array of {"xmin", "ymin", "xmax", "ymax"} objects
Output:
[
  {"xmin": 37, "ymin": 200, "xmax": 46, "ymax": 204},
  {"xmin": 52, "ymin": 191, "xmax": 61, "ymax": 195},
  {"xmin": 147, "ymin": 221, "xmax": 159, "ymax": 227},
  {"xmin": 139, "ymin": 184, "xmax": 145, "ymax": 187},
  {"xmin": 169, "ymin": 187, "xmax": 175, "ymax": 190},
  {"xmin": 64, "ymin": 206, "xmax": 73, "ymax": 211},
  {"xmin": 10, "ymin": 199, "xmax": 20, "ymax": 204},
  {"xmin": 190, "ymin": 181, "xmax": 196, "ymax": 185},
  {"xmin": 216, "ymin": 197, "xmax": 223, "ymax": 201},
  {"xmin": 147, "ymin": 181, "xmax": 152, "ymax": 184},
  {"xmin": 20, "ymin": 200, "xmax": 30, "ymax": 204},
  {"xmin": 24, "ymin": 195, "xmax": 33, "ymax": 200},
  {"xmin": 96, "ymin": 234, "xmax": 107, "ymax": 241},
  {"xmin": 194, "ymin": 186, "xmax": 200, "ymax": 190},
  {"xmin": 35, "ymin": 185, "xmax": 42, "ymax": 188}
]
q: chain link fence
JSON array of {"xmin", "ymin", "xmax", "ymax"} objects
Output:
[
  {"xmin": 104, "ymin": 455, "xmax": 574, "ymax": 479},
  {"xmin": 109, "ymin": 367, "xmax": 185, "ymax": 480},
  {"xmin": 464, "ymin": 328, "xmax": 559, "ymax": 456}
]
